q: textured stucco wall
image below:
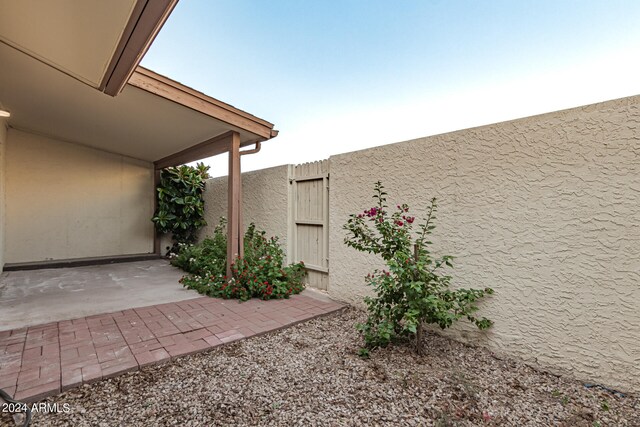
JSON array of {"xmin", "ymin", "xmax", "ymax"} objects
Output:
[
  {"xmin": 5, "ymin": 128, "xmax": 154, "ymax": 263},
  {"xmin": 201, "ymin": 165, "xmax": 292, "ymax": 259},
  {"xmin": 0, "ymin": 119, "xmax": 6, "ymax": 270},
  {"xmin": 328, "ymin": 95, "xmax": 640, "ymax": 392}
]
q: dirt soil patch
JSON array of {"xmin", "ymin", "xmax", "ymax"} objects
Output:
[{"xmin": 9, "ymin": 308, "xmax": 639, "ymax": 426}]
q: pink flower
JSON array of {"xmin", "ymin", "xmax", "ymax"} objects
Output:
[
  {"xmin": 396, "ymin": 220, "xmax": 404, "ymax": 226},
  {"xmin": 407, "ymin": 216, "xmax": 414, "ymax": 224},
  {"xmin": 365, "ymin": 207, "xmax": 379, "ymax": 217}
]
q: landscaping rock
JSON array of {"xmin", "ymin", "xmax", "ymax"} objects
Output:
[{"xmin": 14, "ymin": 308, "xmax": 638, "ymax": 426}]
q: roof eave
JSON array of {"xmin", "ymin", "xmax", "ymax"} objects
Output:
[
  {"xmin": 128, "ymin": 66, "xmax": 277, "ymax": 140},
  {"xmin": 99, "ymin": 0, "xmax": 179, "ymax": 96}
]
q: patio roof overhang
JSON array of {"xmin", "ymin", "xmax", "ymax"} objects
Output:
[
  {"xmin": 0, "ymin": 7, "xmax": 278, "ymax": 273},
  {"xmin": 0, "ymin": 41, "xmax": 277, "ymax": 163},
  {"xmin": 0, "ymin": 0, "xmax": 178, "ymax": 96}
]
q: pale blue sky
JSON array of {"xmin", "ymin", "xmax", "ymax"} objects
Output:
[{"xmin": 142, "ymin": 1, "xmax": 640, "ymax": 177}]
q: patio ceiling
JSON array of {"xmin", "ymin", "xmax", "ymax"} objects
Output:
[
  {"xmin": 0, "ymin": 41, "xmax": 277, "ymax": 162},
  {"xmin": 0, "ymin": 0, "xmax": 177, "ymax": 95}
]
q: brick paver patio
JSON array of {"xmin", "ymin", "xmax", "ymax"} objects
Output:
[{"xmin": 0, "ymin": 292, "xmax": 344, "ymax": 402}]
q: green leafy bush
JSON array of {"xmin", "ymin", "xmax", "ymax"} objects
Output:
[
  {"xmin": 152, "ymin": 163, "xmax": 210, "ymax": 251},
  {"xmin": 175, "ymin": 218, "xmax": 306, "ymax": 301},
  {"xmin": 172, "ymin": 218, "xmax": 227, "ymax": 276},
  {"xmin": 343, "ymin": 181, "xmax": 493, "ymax": 353}
]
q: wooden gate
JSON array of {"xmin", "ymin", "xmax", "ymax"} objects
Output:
[{"xmin": 291, "ymin": 161, "xmax": 329, "ymax": 290}]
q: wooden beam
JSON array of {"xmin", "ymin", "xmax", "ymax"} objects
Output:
[
  {"xmin": 100, "ymin": 0, "xmax": 178, "ymax": 96},
  {"xmin": 99, "ymin": 0, "xmax": 147, "ymax": 94},
  {"xmin": 129, "ymin": 68, "xmax": 275, "ymax": 139},
  {"xmin": 154, "ymin": 131, "xmax": 235, "ymax": 170},
  {"xmin": 226, "ymin": 132, "xmax": 242, "ymax": 277}
]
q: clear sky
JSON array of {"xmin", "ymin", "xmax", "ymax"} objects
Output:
[{"xmin": 142, "ymin": 0, "xmax": 640, "ymax": 177}]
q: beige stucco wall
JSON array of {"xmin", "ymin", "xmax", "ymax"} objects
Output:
[
  {"xmin": 5, "ymin": 128, "xmax": 154, "ymax": 263},
  {"xmin": 0, "ymin": 118, "xmax": 7, "ymax": 269},
  {"xmin": 328, "ymin": 95, "xmax": 640, "ymax": 392},
  {"xmin": 201, "ymin": 165, "xmax": 292, "ymax": 259}
]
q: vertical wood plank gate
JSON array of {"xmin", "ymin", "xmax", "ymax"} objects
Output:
[{"xmin": 291, "ymin": 161, "xmax": 329, "ymax": 290}]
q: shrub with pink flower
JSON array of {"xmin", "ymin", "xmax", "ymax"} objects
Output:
[{"xmin": 343, "ymin": 181, "xmax": 493, "ymax": 354}]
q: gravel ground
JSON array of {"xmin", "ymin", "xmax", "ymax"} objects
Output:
[{"xmin": 5, "ymin": 308, "xmax": 638, "ymax": 427}]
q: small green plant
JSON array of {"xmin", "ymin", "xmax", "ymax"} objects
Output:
[
  {"xmin": 561, "ymin": 395, "xmax": 570, "ymax": 406},
  {"xmin": 343, "ymin": 182, "xmax": 493, "ymax": 353},
  {"xmin": 152, "ymin": 163, "xmax": 210, "ymax": 251},
  {"xmin": 172, "ymin": 218, "xmax": 227, "ymax": 276},
  {"xmin": 551, "ymin": 389, "xmax": 561, "ymax": 398},
  {"xmin": 357, "ymin": 348, "xmax": 370, "ymax": 359},
  {"xmin": 600, "ymin": 400, "xmax": 610, "ymax": 412},
  {"xmin": 175, "ymin": 218, "xmax": 306, "ymax": 301}
]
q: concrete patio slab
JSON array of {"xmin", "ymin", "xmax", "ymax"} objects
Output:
[
  {"xmin": 0, "ymin": 290, "xmax": 345, "ymax": 402},
  {"xmin": 0, "ymin": 260, "xmax": 199, "ymax": 332}
]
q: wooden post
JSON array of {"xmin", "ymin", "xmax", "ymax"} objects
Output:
[
  {"xmin": 238, "ymin": 161, "xmax": 244, "ymax": 258},
  {"xmin": 226, "ymin": 132, "xmax": 242, "ymax": 277}
]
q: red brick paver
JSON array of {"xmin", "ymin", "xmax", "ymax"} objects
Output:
[{"xmin": 0, "ymin": 292, "xmax": 344, "ymax": 402}]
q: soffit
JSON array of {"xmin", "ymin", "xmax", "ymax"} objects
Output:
[
  {"xmin": 0, "ymin": 0, "xmax": 138, "ymax": 88},
  {"xmin": 0, "ymin": 41, "xmax": 264, "ymax": 162}
]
